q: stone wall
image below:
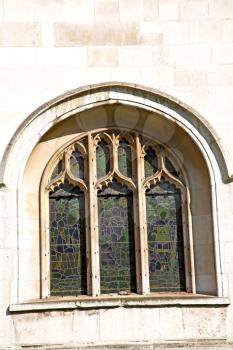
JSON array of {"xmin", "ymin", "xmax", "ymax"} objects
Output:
[{"xmin": 1, "ymin": 0, "xmax": 233, "ymax": 348}]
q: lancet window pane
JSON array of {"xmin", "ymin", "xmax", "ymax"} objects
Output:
[
  {"xmin": 144, "ymin": 147, "xmax": 158, "ymax": 178},
  {"xmin": 165, "ymin": 157, "xmax": 179, "ymax": 179},
  {"xmin": 98, "ymin": 182, "xmax": 136, "ymax": 294},
  {"xmin": 50, "ymin": 160, "xmax": 62, "ymax": 181},
  {"xmin": 96, "ymin": 140, "xmax": 110, "ymax": 179},
  {"xmin": 146, "ymin": 179, "xmax": 185, "ymax": 292},
  {"xmin": 70, "ymin": 148, "xmax": 84, "ymax": 179},
  {"xmin": 49, "ymin": 181, "xmax": 86, "ymax": 296},
  {"xmin": 118, "ymin": 140, "xmax": 132, "ymax": 178}
]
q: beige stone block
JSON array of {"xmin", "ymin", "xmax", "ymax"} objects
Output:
[
  {"xmin": 0, "ymin": 23, "xmax": 40, "ymax": 47},
  {"xmin": 82, "ymin": 67, "xmax": 112, "ymax": 85},
  {"xmin": 19, "ymin": 280, "xmax": 40, "ymax": 301},
  {"xmin": 208, "ymin": 63, "xmax": 233, "ymax": 86},
  {"xmin": 174, "ymin": 65, "xmax": 207, "ymax": 87},
  {"xmin": 174, "ymin": 44, "xmax": 211, "ymax": 65},
  {"xmin": 118, "ymin": 45, "xmax": 153, "ymax": 66},
  {"xmin": 198, "ymin": 20, "xmax": 223, "ymax": 43},
  {"xmin": 159, "ymin": 307, "xmax": 183, "ymax": 339},
  {"xmin": 34, "ymin": 0, "xmax": 94, "ymax": 23},
  {"xmin": 94, "ymin": 0, "xmax": 119, "ymax": 22},
  {"xmin": 36, "ymin": 47, "xmax": 87, "ymax": 68},
  {"xmin": 152, "ymin": 45, "xmax": 174, "ymax": 65},
  {"xmin": 0, "ymin": 218, "xmax": 17, "ymax": 249},
  {"xmin": 143, "ymin": 0, "xmax": 159, "ymax": 21},
  {"xmin": 222, "ymin": 19, "xmax": 233, "ymax": 42},
  {"xmin": 19, "ymin": 249, "xmax": 40, "ymax": 281},
  {"xmin": 45, "ymin": 68, "xmax": 64, "ymax": 89},
  {"xmin": 159, "ymin": 0, "xmax": 179, "ymax": 21},
  {"xmin": 164, "ymin": 21, "xmax": 199, "ymax": 44},
  {"xmin": 0, "ymin": 0, "xmax": 3, "ymax": 21},
  {"xmin": 88, "ymin": 46, "xmax": 118, "ymax": 67},
  {"xmin": 209, "ymin": 0, "xmax": 233, "ymax": 19},
  {"xmin": 141, "ymin": 66, "xmax": 174, "ymax": 87},
  {"xmin": 212, "ymin": 44, "xmax": 233, "ymax": 63},
  {"xmin": 54, "ymin": 22, "xmax": 140, "ymax": 46},
  {"xmin": 111, "ymin": 67, "xmax": 141, "ymax": 83},
  {"xmin": 0, "ymin": 48, "xmax": 36, "ymax": 68},
  {"xmin": 3, "ymin": 0, "xmax": 35, "ymax": 21},
  {"xmin": 23, "ymin": 193, "xmax": 39, "ymax": 220},
  {"xmin": 139, "ymin": 21, "xmax": 163, "ymax": 45},
  {"xmin": 119, "ymin": 0, "xmax": 142, "ymax": 21},
  {"xmin": 0, "ymin": 190, "xmax": 17, "ymax": 218},
  {"xmin": 63, "ymin": 67, "xmax": 84, "ymax": 90},
  {"xmin": 41, "ymin": 22, "xmax": 54, "ymax": 47},
  {"xmin": 0, "ymin": 69, "xmax": 15, "ymax": 90},
  {"xmin": 14, "ymin": 68, "xmax": 46, "ymax": 89},
  {"xmin": 180, "ymin": 0, "xmax": 209, "ymax": 20}
]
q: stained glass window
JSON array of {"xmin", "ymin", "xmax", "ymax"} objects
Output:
[
  {"xmin": 70, "ymin": 148, "xmax": 84, "ymax": 179},
  {"xmin": 118, "ymin": 140, "xmax": 132, "ymax": 178},
  {"xmin": 46, "ymin": 130, "xmax": 188, "ymax": 297},
  {"xmin": 144, "ymin": 147, "xmax": 158, "ymax": 178},
  {"xmin": 146, "ymin": 179, "xmax": 185, "ymax": 292},
  {"xmin": 50, "ymin": 160, "xmax": 62, "ymax": 181},
  {"xmin": 49, "ymin": 181, "xmax": 86, "ymax": 296},
  {"xmin": 96, "ymin": 140, "xmax": 110, "ymax": 179},
  {"xmin": 98, "ymin": 182, "xmax": 136, "ymax": 294}
]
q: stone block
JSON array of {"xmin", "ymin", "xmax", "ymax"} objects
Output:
[
  {"xmin": 0, "ymin": 69, "xmax": 15, "ymax": 91},
  {"xmin": 3, "ymin": 0, "xmax": 35, "ymax": 21},
  {"xmin": 14, "ymin": 68, "xmax": 46, "ymax": 89},
  {"xmin": 174, "ymin": 44, "xmax": 211, "ymax": 65},
  {"xmin": 159, "ymin": 0, "xmax": 179, "ymax": 21},
  {"xmin": 143, "ymin": 0, "xmax": 159, "ymax": 21},
  {"xmin": 209, "ymin": 0, "xmax": 233, "ymax": 19},
  {"xmin": 118, "ymin": 46, "xmax": 153, "ymax": 67},
  {"xmin": 36, "ymin": 47, "xmax": 87, "ymax": 67},
  {"xmin": 40, "ymin": 22, "xmax": 54, "ymax": 47},
  {"xmin": 45, "ymin": 68, "xmax": 64, "ymax": 89},
  {"xmin": 0, "ymin": 23, "xmax": 40, "ymax": 47},
  {"xmin": 63, "ymin": 67, "xmax": 84, "ymax": 90},
  {"xmin": 180, "ymin": 0, "xmax": 209, "ymax": 20},
  {"xmin": 174, "ymin": 65, "xmax": 207, "ymax": 87},
  {"xmin": 164, "ymin": 20, "xmax": 199, "ymax": 44},
  {"xmin": 88, "ymin": 47, "xmax": 118, "ymax": 66},
  {"xmin": 208, "ymin": 63, "xmax": 233, "ymax": 86},
  {"xmin": 212, "ymin": 43, "xmax": 233, "ymax": 64},
  {"xmin": 141, "ymin": 66, "xmax": 174, "ymax": 87},
  {"xmin": 198, "ymin": 20, "xmax": 223, "ymax": 43},
  {"xmin": 34, "ymin": 0, "xmax": 94, "ymax": 23},
  {"xmin": 94, "ymin": 0, "xmax": 119, "ymax": 22},
  {"xmin": 111, "ymin": 67, "xmax": 141, "ymax": 83},
  {"xmin": 82, "ymin": 67, "xmax": 112, "ymax": 85},
  {"xmin": 119, "ymin": 0, "xmax": 142, "ymax": 22},
  {"xmin": 222, "ymin": 20, "xmax": 233, "ymax": 42},
  {"xmin": 0, "ymin": 48, "xmax": 36, "ymax": 68},
  {"xmin": 54, "ymin": 22, "xmax": 140, "ymax": 46}
]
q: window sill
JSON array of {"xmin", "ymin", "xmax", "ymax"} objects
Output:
[{"xmin": 9, "ymin": 293, "xmax": 230, "ymax": 313}]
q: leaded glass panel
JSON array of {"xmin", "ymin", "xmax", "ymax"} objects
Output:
[
  {"xmin": 144, "ymin": 147, "xmax": 158, "ymax": 178},
  {"xmin": 49, "ymin": 181, "xmax": 86, "ymax": 296},
  {"xmin": 50, "ymin": 160, "xmax": 62, "ymax": 181},
  {"xmin": 146, "ymin": 179, "xmax": 185, "ymax": 292},
  {"xmin": 165, "ymin": 157, "xmax": 179, "ymax": 179},
  {"xmin": 118, "ymin": 140, "xmax": 132, "ymax": 178},
  {"xmin": 96, "ymin": 140, "xmax": 110, "ymax": 179},
  {"xmin": 98, "ymin": 182, "xmax": 136, "ymax": 294},
  {"xmin": 70, "ymin": 148, "xmax": 84, "ymax": 179}
]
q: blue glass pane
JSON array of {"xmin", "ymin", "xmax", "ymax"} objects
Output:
[
  {"xmin": 49, "ymin": 182, "xmax": 86, "ymax": 296},
  {"xmin": 165, "ymin": 157, "xmax": 179, "ymax": 178},
  {"xmin": 70, "ymin": 149, "xmax": 84, "ymax": 179},
  {"xmin": 98, "ymin": 183, "xmax": 136, "ymax": 294},
  {"xmin": 118, "ymin": 140, "xmax": 132, "ymax": 178},
  {"xmin": 144, "ymin": 147, "xmax": 158, "ymax": 178},
  {"xmin": 146, "ymin": 179, "xmax": 185, "ymax": 292},
  {"xmin": 96, "ymin": 140, "xmax": 110, "ymax": 179}
]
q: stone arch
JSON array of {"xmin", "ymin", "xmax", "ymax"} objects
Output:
[{"xmin": 1, "ymin": 82, "xmax": 229, "ymax": 302}]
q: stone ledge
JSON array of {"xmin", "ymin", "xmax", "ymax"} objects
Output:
[
  {"xmin": 1, "ymin": 339, "xmax": 233, "ymax": 350},
  {"xmin": 9, "ymin": 295, "xmax": 230, "ymax": 313}
]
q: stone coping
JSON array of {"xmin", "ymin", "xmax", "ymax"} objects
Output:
[{"xmin": 9, "ymin": 293, "xmax": 230, "ymax": 312}]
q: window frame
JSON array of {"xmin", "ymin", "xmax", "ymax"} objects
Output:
[{"xmin": 40, "ymin": 128, "xmax": 195, "ymax": 299}]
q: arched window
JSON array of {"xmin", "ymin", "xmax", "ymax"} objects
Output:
[{"xmin": 42, "ymin": 129, "xmax": 192, "ymax": 297}]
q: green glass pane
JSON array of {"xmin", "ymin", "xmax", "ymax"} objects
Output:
[
  {"xmin": 70, "ymin": 148, "xmax": 84, "ymax": 179},
  {"xmin": 50, "ymin": 160, "xmax": 62, "ymax": 181},
  {"xmin": 144, "ymin": 147, "xmax": 158, "ymax": 178},
  {"xmin": 118, "ymin": 140, "xmax": 132, "ymax": 178},
  {"xmin": 98, "ymin": 182, "xmax": 136, "ymax": 294},
  {"xmin": 96, "ymin": 140, "xmax": 110, "ymax": 179},
  {"xmin": 146, "ymin": 179, "xmax": 185, "ymax": 292},
  {"xmin": 49, "ymin": 182, "xmax": 86, "ymax": 296}
]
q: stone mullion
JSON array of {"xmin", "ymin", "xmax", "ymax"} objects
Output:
[
  {"xmin": 88, "ymin": 133, "xmax": 100, "ymax": 296},
  {"xmin": 136, "ymin": 135, "xmax": 150, "ymax": 294}
]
